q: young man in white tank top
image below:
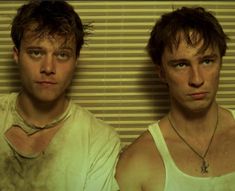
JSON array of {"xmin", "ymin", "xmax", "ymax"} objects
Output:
[{"xmin": 116, "ymin": 7, "xmax": 235, "ymax": 191}]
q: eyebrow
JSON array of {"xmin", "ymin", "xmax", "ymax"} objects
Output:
[
  {"xmin": 200, "ymin": 53, "xmax": 218, "ymax": 59},
  {"xmin": 58, "ymin": 47, "xmax": 74, "ymax": 52},
  {"xmin": 25, "ymin": 46, "xmax": 74, "ymax": 51},
  {"xmin": 26, "ymin": 46, "xmax": 42, "ymax": 49},
  {"xmin": 167, "ymin": 53, "xmax": 219, "ymax": 65},
  {"xmin": 168, "ymin": 59, "xmax": 188, "ymax": 65}
]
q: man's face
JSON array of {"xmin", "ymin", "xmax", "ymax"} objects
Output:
[
  {"xmin": 13, "ymin": 31, "xmax": 77, "ymax": 103},
  {"xmin": 160, "ymin": 37, "xmax": 221, "ymax": 113}
]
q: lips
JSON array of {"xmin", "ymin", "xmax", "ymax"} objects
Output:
[
  {"xmin": 36, "ymin": 81, "xmax": 57, "ymax": 87},
  {"xmin": 37, "ymin": 81, "xmax": 56, "ymax": 84},
  {"xmin": 189, "ymin": 92, "xmax": 208, "ymax": 100}
]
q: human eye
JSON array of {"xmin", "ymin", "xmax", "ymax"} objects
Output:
[
  {"xmin": 27, "ymin": 49, "xmax": 43, "ymax": 58},
  {"xmin": 202, "ymin": 58, "xmax": 214, "ymax": 65},
  {"xmin": 174, "ymin": 62, "xmax": 188, "ymax": 68},
  {"xmin": 56, "ymin": 51, "xmax": 71, "ymax": 61}
]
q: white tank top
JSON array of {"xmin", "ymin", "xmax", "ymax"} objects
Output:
[{"xmin": 148, "ymin": 111, "xmax": 235, "ymax": 191}]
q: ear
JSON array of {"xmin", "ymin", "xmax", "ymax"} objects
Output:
[
  {"xmin": 156, "ymin": 64, "xmax": 167, "ymax": 83},
  {"xmin": 13, "ymin": 47, "xmax": 19, "ymax": 64},
  {"xmin": 76, "ymin": 58, "xmax": 79, "ymax": 66}
]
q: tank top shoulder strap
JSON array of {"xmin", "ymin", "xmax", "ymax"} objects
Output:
[{"xmin": 148, "ymin": 122, "xmax": 176, "ymax": 172}]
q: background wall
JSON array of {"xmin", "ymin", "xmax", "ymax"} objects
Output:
[{"xmin": 0, "ymin": 1, "xmax": 235, "ymax": 147}]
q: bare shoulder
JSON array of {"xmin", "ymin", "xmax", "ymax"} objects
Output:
[
  {"xmin": 220, "ymin": 107, "xmax": 235, "ymax": 132},
  {"xmin": 116, "ymin": 130, "xmax": 165, "ymax": 191}
]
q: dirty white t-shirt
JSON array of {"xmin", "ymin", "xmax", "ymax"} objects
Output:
[{"xmin": 0, "ymin": 93, "xmax": 120, "ymax": 191}]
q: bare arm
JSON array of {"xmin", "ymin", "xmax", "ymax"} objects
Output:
[
  {"xmin": 115, "ymin": 149, "xmax": 143, "ymax": 191},
  {"xmin": 115, "ymin": 131, "xmax": 165, "ymax": 191}
]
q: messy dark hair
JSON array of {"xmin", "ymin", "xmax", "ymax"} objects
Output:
[
  {"xmin": 11, "ymin": 0, "xmax": 87, "ymax": 57},
  {"xmin": 147, "ymin": 7, "xmax": 229, "ymax": 66}
]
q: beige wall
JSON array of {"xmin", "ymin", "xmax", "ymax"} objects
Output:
[{"xmin": 0, "ymin": 1, "xmax": 235, "ymax": 146}]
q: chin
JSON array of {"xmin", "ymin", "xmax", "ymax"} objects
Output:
[
  {"xmin": 31, "ymin": 92, "xmax": 63, "ymax": 103},
  {"xmin": 187, "ymin": 101, "xmax": 213, "ymax": 113}
]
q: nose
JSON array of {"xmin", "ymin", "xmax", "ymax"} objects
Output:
[
  {"xmin": 188, "ymin": 65, "xmax": 204, "ymax": 87},
  {"xmin": 40, "ymin": 55, "xmax": 56, "ymax": 75}
]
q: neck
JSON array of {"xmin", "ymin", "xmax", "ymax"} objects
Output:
[
  {"xmin": 169, "ymin": 101, "xmax": 219, "ymax": 136},
  {"xmin": 17, "ymin": 92, "xmax": 69, "ymax": 127}
]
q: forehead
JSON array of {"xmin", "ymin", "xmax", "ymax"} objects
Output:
[
  {"xmin": 161, "ymin": 39, "xmax": 220, "ymax": 67},
  {"xmin": 165, "ymin": 32, "xmax": 219, "ymax": 58},
  {"xmin": 21, "ymin": 27, "xmax": 76, "ymax": 49}
]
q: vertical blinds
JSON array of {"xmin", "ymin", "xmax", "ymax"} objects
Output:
[{"xmin": 0, "ymin": 1, "xmax": 235, "ymax": 146}]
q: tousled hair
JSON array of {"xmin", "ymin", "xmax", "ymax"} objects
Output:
[
  {"xmin": 147, "ymin": 7, "xmax": 229, "ymax": 66},
  {"xmin": 11, "ymin": 0, "xmax": 86, "ymax": 57}
]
